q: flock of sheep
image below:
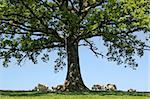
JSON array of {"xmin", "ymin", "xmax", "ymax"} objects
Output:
[
  {"xmin": 91, "ymin": 84, "xmax": 136, "ymax": 92},
  {"xmin": 32, "ymin": 83, "xmax": 136, "ymax": 93},
  {"xmin": 32, "ymin": 80, "xmax": 70, "ymax": 92},
  {"xmin": 91, "ymin": 84, "xmax": 117, "ymax": 91}
]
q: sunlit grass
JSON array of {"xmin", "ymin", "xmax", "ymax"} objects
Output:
[
  {"xmin": 0, "ymin": 95, "xmax": 149, "ymax": 99},
  {"xmin": 0, "ymin": 90, "xmax": 149, "ymax": 99}
]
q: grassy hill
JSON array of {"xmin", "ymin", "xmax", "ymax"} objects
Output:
[{"xmin": 0, "ymin": 90, "xmax": 150, "ymax": 99}]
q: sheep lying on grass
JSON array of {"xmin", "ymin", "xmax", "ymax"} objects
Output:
[
  {"xmin": 106, "ymin": 84, "xmax": 117, "ymax": 91},
  {"xmin": 127, "ymin": 89, "xmax": 136, "ymax": 92},
  {"xmin": 52, "ymin": 85, "xmax": 65, "ymax": 92},
  {"xmin": 51, "ymin": 80, "xmax": 72, "ymax": 92},
  {"xmin": 92, "ymin": 84, "xmax": 106, "ymax": 91},
  {"xmin": 33, "ymin": 84, "xmax": 49, "ymax": 93},
  {"xmin": 91, "ymin": 84, "xmax": 117, "ymax": 91}
]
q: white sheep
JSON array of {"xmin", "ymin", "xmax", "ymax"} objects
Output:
[
  {"xmin": 52, "ymin": 85, "xmax": 65, "ymax": 92},
  {"xmin": 106, "ymin": 84, "xmax": 117, "ymax": 91},
  {"xmin": 127, "ymin": 89, "xmax": 136, "ymax": 92},
  {"xmin": 34, "ymin": 83, "xmax": 49, "ymax": 93}
]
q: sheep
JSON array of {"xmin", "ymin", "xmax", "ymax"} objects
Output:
[
  {"xmin": 52, "ymin": 85, "xmax": 65, "ymax": 92},
  {"xmin": 101, "ymin": 85, "xmax": 107, "ymax": 91},
  {"xmin": 91, "ymin": 85, "xmax": 97, "ymax": 91},
  {"xmin": 106, "ymin": 84, "xmax": 117, "ymax": 91},
  {"xmin": 51, "ymin": 80, "xmax": 71, "ymax": 92},
  {"xmin": 34, "ymin": 84, "xmax": 49, "ymax": 93},
  {"xmin": 92, "ymin": 84, "xmax": 117, "ymax": 91},
  {"xmin": 92, "ymin": 84, "xmax": 107, "ymax": 91},
  {"xmin": 127, "ymin": 89, "xmax": 136, "ymax": 92}
]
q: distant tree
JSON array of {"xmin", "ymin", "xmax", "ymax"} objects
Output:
[{"xmin": 0, "ymin": 0, "xmax": 150, "ymax": 91}]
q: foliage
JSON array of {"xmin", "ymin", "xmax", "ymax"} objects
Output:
[{"xmin": 0, "ymin": 0, "xmax": 150, "ymax": 70}]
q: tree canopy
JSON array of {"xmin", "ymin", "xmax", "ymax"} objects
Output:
[
  {"xmin": 0, "ymin": 0, "xmax": 150, "ymax": 91},
  {"xmin": 0, "ymin": 0, "xmax": 149, "ymax": 69}
]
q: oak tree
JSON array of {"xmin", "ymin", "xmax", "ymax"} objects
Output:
[{"xmin": 0, "ymin": 0, "xmax": 150, "ymax": 91}]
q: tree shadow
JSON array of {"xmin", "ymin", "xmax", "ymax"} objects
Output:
[{"xmin": 0, "ymin": 90, "xmax": 48, "ymax": 96}]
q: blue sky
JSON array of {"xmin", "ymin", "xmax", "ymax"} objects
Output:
[{"xmin": 0, "ymin": 37, "xmax": 150, "ymax": 92}]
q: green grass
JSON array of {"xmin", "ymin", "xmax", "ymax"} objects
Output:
[
  {"xmin": 0, "ymin": 90, "xmax": 150, "ymax": 99},
  {"xmin": 1, "ymin": 95, "xmax": 150, "ymax": 99}
]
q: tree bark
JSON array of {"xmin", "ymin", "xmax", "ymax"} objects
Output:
[{"xmin": 63, "ymin": 38, "xmax": 89, "ymax": 91}]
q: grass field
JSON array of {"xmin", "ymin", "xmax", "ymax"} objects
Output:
[{"xmin": 0, "ymin": 90, "xmax": 150, "ymax": 99}]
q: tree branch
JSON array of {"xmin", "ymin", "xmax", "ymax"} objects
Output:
[
  {"xmin": 3, "ymin": 13, "xmax": 33, "ymax": 19},
  {"xmin": 0, "ymin": 18, "xmax": 44, "ymax": 33},
  {"xmin": 83, "ymin": 0, "xmax": 106, "ymax": 12},
  {"xmin": 68, "ymin": 0, "xmax": 78, "ymax": 13},
  {"xmin": 1, "ymin": 17, "xmax": 64, "ymax": 43},
  {"xmin": 0, "ymin": 43, "xmax": 64, "ymax": 52},
  {"xmin": 0, "ymin": 31, "xmax": 45, "ymax": 36},
  {"xmin": 83, "ymin": 39, "xmax": 105, "ymax": 58},
  {"xmin": 80, "ymin": 0, "xmax": 106, "ymax": 21},
  {"xmin": 20, "ymin": 1, "xmax": 63, "ymax": 42}
]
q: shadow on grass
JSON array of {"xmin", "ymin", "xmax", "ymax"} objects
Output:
[
  {"xmin": 0, "ymin": 90, "xmax": 48, "ymax": 96},
  {"xmin": 57, "ymin": 91, "xmax": 150, "ymax": 97},
  {"xmin": 89, "ymin": 91, "xmax": 150, "ymax": 97}
]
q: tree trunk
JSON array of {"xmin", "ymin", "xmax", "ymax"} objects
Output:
[{"xmin": 62, "ymin": 39, "xmax": 89, "ymax": 91}]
